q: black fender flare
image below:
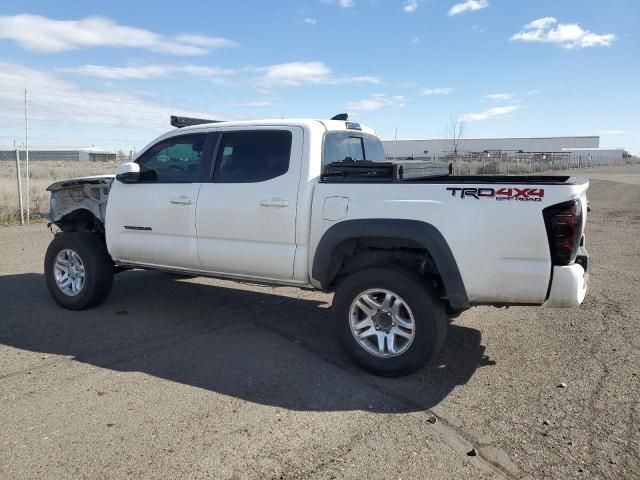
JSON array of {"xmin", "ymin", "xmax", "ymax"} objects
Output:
[{"xmin": 312, "ymin": 219, "xmax": 469, "ymax": 310}]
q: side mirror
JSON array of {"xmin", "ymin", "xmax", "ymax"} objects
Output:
[{"xmin": 115, "ymin": 162, "xmax": 140, "ymax": 183}]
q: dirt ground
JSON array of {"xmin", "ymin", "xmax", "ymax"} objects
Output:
[{"xmin": 1, "ymin": 165, "xmax": 639, "ymax": 479}]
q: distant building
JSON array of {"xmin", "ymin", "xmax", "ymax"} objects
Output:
[
  {"xmin": 382, "ymin": 136, "xmax": 628, "ymax": 167},
  {"xmin": 382, "ymin": 136, "xmax": 600, "ymax": 159},
  {"xmin": 0, "ymin": 147, "xmax": 116, "ymax": 162},
  {"xmin": 562, "ymin": 148, "xmax": 625, "ymax": 163}
]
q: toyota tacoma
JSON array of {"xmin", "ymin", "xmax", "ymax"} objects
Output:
[{"xmin": 44, "ymin": 115, "xmax": 589, "ymax": 376}]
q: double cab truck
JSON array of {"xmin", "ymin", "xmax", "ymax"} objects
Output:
[{"xmin": 44, "ymin": 116, "xmax": 589, "ymax": 376}]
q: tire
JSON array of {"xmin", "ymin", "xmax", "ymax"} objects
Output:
[
  {"xmin": 445, "ymin": 305, "xmax": 468, "ymax": 321},
  {"xmin": 44, "ymin": 232, "xmax": 114, "ymax": 310},
  {"xmin": 332, "ymin": 266, "xmax": 447, "ymax": 376}
]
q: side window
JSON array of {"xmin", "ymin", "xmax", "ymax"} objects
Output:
[
  {"xmin": 136, "ymin": 134, "xmax": 208, "ymax": 183},
  {"xmin": 213, "ymin": 130, "xmax": 292, "ymax": 183}
]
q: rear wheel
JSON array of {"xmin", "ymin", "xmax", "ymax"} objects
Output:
[
  {"xmin": 332, "ymin": 267, "xmax": 447, "ymax": 376},
  {"xmin": 44, "ymin": 232, "xmax": 113, "ymax": 310}
]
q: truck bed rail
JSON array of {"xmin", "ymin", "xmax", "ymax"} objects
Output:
[{"xmin": 320, "ymin": 161, "xmax": 582, "ymax": 185}]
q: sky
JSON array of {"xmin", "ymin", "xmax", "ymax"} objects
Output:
[{"xmin": 0, "ymin": 0, "xmax": 638, "ymax": 153}]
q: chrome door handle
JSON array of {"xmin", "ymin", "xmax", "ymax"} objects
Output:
[
  {"xmin": 170, "ymin": 197, "xmax": 194, "ymax": 205},
  {"xmin": 260, "ymin": 198, "xmax": 290, "ymax": 208}
]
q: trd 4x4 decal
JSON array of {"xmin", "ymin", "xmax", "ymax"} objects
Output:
[{"xmin": 446, "ymin": 187, "xmax": 545, "ymax": 202}]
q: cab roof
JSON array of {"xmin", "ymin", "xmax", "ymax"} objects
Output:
[{"xmin": 173, "ymin": 118, "xmax": 378, "ymax": 137}]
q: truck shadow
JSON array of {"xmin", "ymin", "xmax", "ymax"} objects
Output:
[{"xmin": 0, "ymin": 271, "xmax": 495, "ymax": 413}]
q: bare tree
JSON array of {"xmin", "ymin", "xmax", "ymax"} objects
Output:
[{"xmin": 445, "ymin": 114, "xmax": 465, "ymax": 175}]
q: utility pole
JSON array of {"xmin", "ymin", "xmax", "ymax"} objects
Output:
[
  {"xmin": 393, "ymin": 127, "xmax": 398, "ymax": 161},
  {"xmin": 24, "ymin": 89, "xmax": 30, "ymax": 225},
  {"xmin": 14, "ymin": 140, "xmax": 24, "ymax": 225}
]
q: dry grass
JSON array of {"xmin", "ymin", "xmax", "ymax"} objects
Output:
[{"xmin": 0, "ymin": 161, "xmax": 117, "ymax": 225}]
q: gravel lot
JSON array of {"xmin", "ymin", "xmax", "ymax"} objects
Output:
[{"xmin": 1, "ymin": 166, "xmax": 639, "ymax": 479}]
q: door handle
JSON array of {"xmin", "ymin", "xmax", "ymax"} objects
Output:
[
  {"xmin": 260, "ymin": 198, "xmax": 290, "ymax": 208},
  {"xmin": 169, "ymin": 196, "xmax": 194, "ymax": 205}
]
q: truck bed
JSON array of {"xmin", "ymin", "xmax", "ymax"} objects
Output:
[
  {"xmin": 402, "ymin": 175, "xmax": 584, "ymax": 184},
  {"xmin": 312, "ymin": 170, "xmax": 589, "ymax": 305},
  {"xmin": 320, "ymin": 161, "xmax": 585, "ymax": 185}
]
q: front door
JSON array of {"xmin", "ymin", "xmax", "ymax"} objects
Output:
[
  {"xmin": 196, "ymin": 127, "xmax": 302, "ymax": 279},
  {"xmin": 106, "ymin": 133, "xmax": 214, "ymax": 269}
]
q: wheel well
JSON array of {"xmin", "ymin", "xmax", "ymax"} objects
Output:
[
  {"xmin": 313, "ymin": 219, "xmax": 469, "ymax": 311},
  {"xmin": 54, "ymin": 209, "xmax": 104, "ymax": 236},
  {"xmin": 327, "ymin": 236, "xmax": 443, "ymax": 291}
]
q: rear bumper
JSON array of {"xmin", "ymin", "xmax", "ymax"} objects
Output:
[{"xmin": 543, "ymin": 262, "xmax": 588, "ymax": 307}]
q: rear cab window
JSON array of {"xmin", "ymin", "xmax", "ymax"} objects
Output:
[{"xmin": 322, "ymin": 131, "xmax": 386, "ymax": 166}]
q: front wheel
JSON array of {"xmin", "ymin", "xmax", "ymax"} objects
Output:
[
  {"xmin": 332, "ymin": 267, "xmax": 447, "ymax": 376},
  {"xmin": 44, "ymin": 232, "xmax": 114, "ymax": 310}
]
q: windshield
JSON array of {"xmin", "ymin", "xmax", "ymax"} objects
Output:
[{"xmin": 323, "ymin": 132, "xmax": 387, "ymax": 165}]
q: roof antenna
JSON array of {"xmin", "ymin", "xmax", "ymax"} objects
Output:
[{"xmin": 331, "ymin": 113, "xmax": 349, "ymax": 121}]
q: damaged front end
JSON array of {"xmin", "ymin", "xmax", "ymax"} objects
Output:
[{"xmin": 47, "ymin": 175, "xmax": 114, "ymax": 233}]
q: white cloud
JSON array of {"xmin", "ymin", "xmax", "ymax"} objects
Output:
[
  {"xmin": 171, "ymin": 34, "xmax": 235, "ymax": 50},
  {"xmin": 422, "ymin": 87, "xmax": 454, "ymax": 95},
  {"xmin": 526, "ymin": 89, "xmax": 540, "ymax": 95},
  {"xmin": 511, "ymin": 17, "xmax": 615, "ymax": 49},
  {"xmin": 484, "ymin": 92, "xmax": 513, "ymax": 101},
  {"xmin": 347, "ymin": 94, "xmax": 405, "ymax": 112},
  {"xmin": 403, "ymin": 0, "xmax": 419, "ymax": 13},
  {"xmin": 526, "ymin": 17, "xmax": 557, "ymax": 30},
  {"xmin": 412, "ymin": 36, "xmax": 420, "ymax": 43},
  {"xmin": 461, "ymin": 105, "xmax": 519, "ymax": 121},
  {"xmin": 321, "ymin": 0, "xmax": 355, "ymax": 7},
  {"xmin": 304, "ymin": 17, "xmax": 317, "ymax": 25},
  {"xmin": 0, "ymin": 14, "xmax": 238, "ymax": 55},
  {"xmin": 59, "ymin": 64, "xmax": 234, "ymax": 81},
  {"xmin": 448, "ymin": 0, "xmax": 489, "ymax": 16},
  {"xmin": 254, "ymin": 61, "xmax": 379, "ymax": 87},
  {"xmin": 0, "ymin": 62, "xmax": 219, "ymax": 133}
]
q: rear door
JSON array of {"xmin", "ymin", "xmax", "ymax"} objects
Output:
[
  {"xmin": 196, "ymin": 127, "xmax": 303, "ymax": 279},
  {"xmin": 106, "ymin": 133, "xmax": 215, "ymax": 269}
]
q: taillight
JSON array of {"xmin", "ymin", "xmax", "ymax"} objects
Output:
[{"xmin": 543, "ymin": 199, "xmax": 583, "ymax": 266}]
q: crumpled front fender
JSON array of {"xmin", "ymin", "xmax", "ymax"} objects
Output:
[{"xmin": 48, "ymin": 175, "xmax": 114, "ymax": 224}]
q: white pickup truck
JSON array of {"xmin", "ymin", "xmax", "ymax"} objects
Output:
[{"xmin": 45, "ymin": 116, "xmax": 589, "ymax": 375}]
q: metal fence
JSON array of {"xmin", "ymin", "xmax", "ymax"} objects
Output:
[
  {"xmin": 0, "ymin": 149, "xmax": 117, "ymax": 162},
  {"xmin": 391, "ymin": 151, "xmax": 639, "ymax": 176}
]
